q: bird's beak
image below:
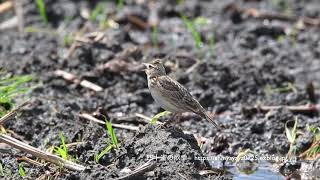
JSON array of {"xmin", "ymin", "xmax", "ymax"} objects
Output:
[
  {"xmin": 142, "ymin": 63, "xmax": 150, "ymax": 72},
  {"xmin": 143, "ymin": 63, "xmax": 151, "ymax": 68}
]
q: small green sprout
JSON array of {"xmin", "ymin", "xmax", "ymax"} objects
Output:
[
  {"xmin": 95, "ymin": 117, "xmax": 119, "ymax": 163},
  {"xmin": 307, "ymin": 124, "xmax": 320, "ymax": 139},
  {"xmin": 285, "ymin": 117, "xmax": 298, "ymax": 156},
  {"xmin": 307, "ymin": 143, "xmax": 320, "ymax": 158},
  {"xmin": 95, "ymin": 145, "xmax": 114, "ymax": 163},
  {"xmin": 181, "ymin": 13, "xmax": 203, "ymax": 49},
  {"xmin": 106, "ymin": 120, "xmax": 118, "ymax": 148},
  {"xmin": 269, "ymin": 0, "xmax": 289, "ymax": 13},
  {"xmin": 285, "ymin": 117, "xmax": 298, "ymax": 144},
  {"xmin": 18, "ymin": 163, "xmax": 26, "ymax": 177},
  {"xmin": 151, "ymin": 26, "xmax": 158, "ymax": 48},
  {"xmin": 90, "ymin": 2, "xmax": 115, "ymax": 29},
  {"xmin": 304, "ymin": 124, "xmax": 320, "ymax": 159},
  {"xmin": 177, "ymin": 0, "xmax": 185, "ymax": 5},
  {"xmin": 151, "ymin": 111, "xmax": 172, "ymax": 125},
  {"xmin": 0, "ymin": 162, "xmax": 4, "ymax": 176},
  {"xmin": 0, "ymin": 74, "xmax": 33, "ymax": 117},
  {"xmin": 90, "ymin": 2, "xmax": 105, "ymax": 22},
  {"xmin": 35, "ymin": 0, "xmax": 48, "ymax": 24},
  {"xmin": 117, "ymin": 0, "xmax": 124, "ymax": 10},
  {"xmin": 54, "ymin": 132, "xmax": 69, "ymax": 160},
  {"xmin": 277, "ymin": 35, "xmax": 285, "ymax": 42},
  {"xmin": 24, "ymin": 26, "xmax": 58, "ymax": 35},
  {"xmin": 194, "ymin": 16, "xmax": 210, "ymax": 26},
  {"xmin": 63, "ymin": 34, "xmax": 74, "ymax": 47},
  {"xmin": 264, "ymin": 83, "xmax": 297, "ymax": 97},
  {"xmin": 278, "ymin": 83, "xmax": 296, "ymax": 93}
]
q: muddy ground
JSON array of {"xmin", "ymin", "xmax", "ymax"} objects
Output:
[{"xmin": 0, "ymin": 0, "xmax": 320, "ymax": 179}]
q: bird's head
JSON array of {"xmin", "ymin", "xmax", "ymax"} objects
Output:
[{"xmin": 143, "ymin": 59, "xmax": 166, "ymax": 78}]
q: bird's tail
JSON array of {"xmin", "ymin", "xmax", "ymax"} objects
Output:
[{"xmin": 202, "ymin": 112, "xmax": 221, "ymax": 130}]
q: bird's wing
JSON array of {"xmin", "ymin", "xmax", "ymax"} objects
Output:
[
  {"xmin": 155, "ymin": 76, "xmax": 203, "ymax": 113},
  {"xmin": 156, "ymin": 76, "xmax": 220, "ymax": 129}
]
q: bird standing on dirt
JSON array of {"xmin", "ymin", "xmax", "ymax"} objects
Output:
[{"xmin": 143, "ymin": 59, "xmax": 220, "ymax": 129}]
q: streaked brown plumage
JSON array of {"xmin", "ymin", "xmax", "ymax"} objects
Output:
[{"xmin": 143, "ymin": 59, "xmax": 220, "ymax": 129}]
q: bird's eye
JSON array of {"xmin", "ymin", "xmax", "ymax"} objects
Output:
[{"xmin": 153, "ymin": 60, "xmax": 161, "ymax": 64}]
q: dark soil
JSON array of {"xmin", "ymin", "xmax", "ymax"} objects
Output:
[
  {"xmin": 0, "ymin": 0, "xmax": 319, "ymax": 179},
  {"xmin": 71, "ymin": 125, "xmax": 212, "ymax": 180}
]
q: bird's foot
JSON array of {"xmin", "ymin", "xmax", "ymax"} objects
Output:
[
  {"xmin": 155, "ymin": 120, "xmax": 172, "ymax": 130},
  {"xmin": 154, "ymin": 112, "xmax": 183, "ymax": 130}
]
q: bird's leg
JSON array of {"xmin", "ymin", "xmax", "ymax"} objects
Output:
[
  {"xmin": 162, "ymin": 112, "xmax": 182, "ymax": 128},
  {"xmin": 171, "ymin": 112, "xmax": 182, "ymax": 124},
  {"xmin": 156, "ymin": 114, "xmax": 174, "ymax": 129}
]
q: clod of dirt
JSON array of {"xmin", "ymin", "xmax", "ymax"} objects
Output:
[
  {"xmin": 73, "ymin": 125, "xmax": 214, "ymax": 179},
  {"xmin": 279, "ymin": 160, "xmax": 301, "ymax": 177},
  {"xmin": 295, "ymin": 131, "xmax": 314, "ymax": 154}
]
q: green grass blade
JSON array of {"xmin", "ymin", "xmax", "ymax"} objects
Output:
[
  {"xmin": 95, "ymin": 145, "xmax": 114, "ymax": 163},
  {"xmin": 90, "ymin": 2, "xmax": 105, "ymax": 21},
  {"xmin": 59, "ymin": 132, "xmax": 67, "ymax": 152},
  {"xmin": 35, "ymin": 0, "xmax": 48, "ymax": 24},
  {"xmin": 54, "ymin": 147, "xmax": 68, "ymax": 160},
  {"xmin": 54, "ymin": 132, "xmax": 68, "ymax": 160},
  {"xmin": 106, "ymin": 120, "xmax": 118, "ymax": 147},
  {"xmin": 117, "ymin": 0, "xmax": 124, "ymax": 10},
  {"xmin": 151, "ymin": 111, "xmax": 172, "ymax": 125},
  {"xmin": 18, "ymin": 163, "xmax": 26, "ymax": 177},
  {"xmin": 0, "ymin": 75, "xmax": 32, "ymax": 85},
  {"xmin": 63, "ymin": 34, "xmax": 74, "ymax": 47},
  {"xmin": 181, "ymin": 13, "xmax": 202, "ymax": 49},
  {"xmin": 194, "ymin": 16, "xmax": 209, "ymax": 26},
  {"xmin": 0, "ymin": 75, "xmax": 33, "ymax": 116},
  {"xmin": 0, "ymin": 162, "xmax": 4, "ymax": 176},
  {"xmin": 151, "ymin": 26, "xmax": 158, "ymax": 47},
  {"xmin": 285, "ymin": 117, "xmax": 298, "ymax": 144},
  {"xmin": 307, "ymin": 144, "xmax": 320, "ymax": 158}
]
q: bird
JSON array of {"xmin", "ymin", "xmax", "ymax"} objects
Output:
[{"xmin": 143, "ymin": 59, "xmax": 220, "ymax": 129}]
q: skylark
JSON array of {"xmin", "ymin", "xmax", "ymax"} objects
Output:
[{"xmin": 143, "ymin": 59, "xmax": 220, "ymax": 129}]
